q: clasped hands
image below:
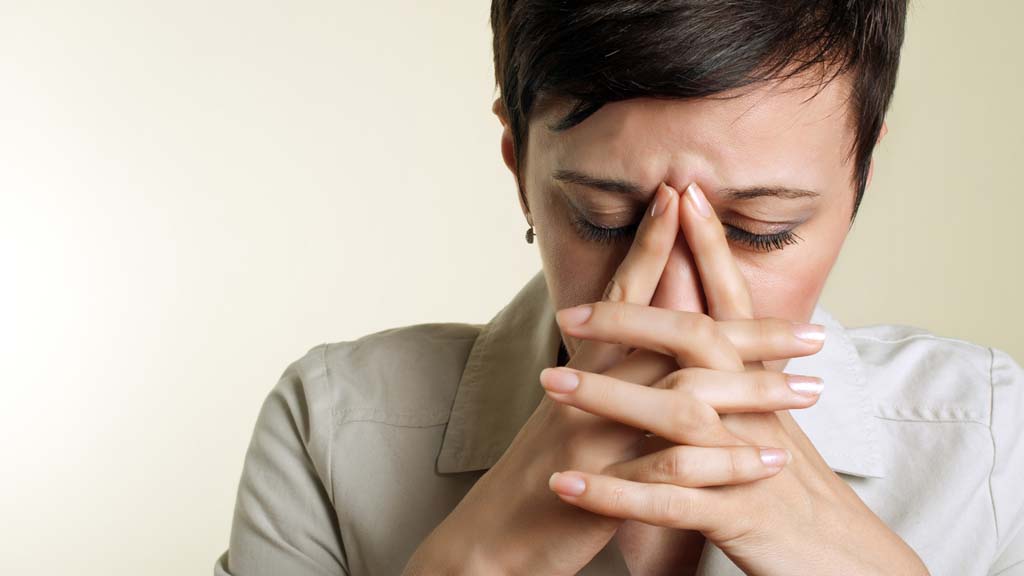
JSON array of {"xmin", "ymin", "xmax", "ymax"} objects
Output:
[
  {"xmin": 541, "ymin": 181, "xmax": 929, "ymax": 575},
  {"xmin": 400, "ymin": 180, "xmax": 929, "ymax": 576}
]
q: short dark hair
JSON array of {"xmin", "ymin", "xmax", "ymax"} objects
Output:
[{"xmin": 490, "ymin": 1, "xmax": 909, "ymax": 220}]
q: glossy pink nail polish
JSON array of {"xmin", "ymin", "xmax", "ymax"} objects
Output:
[
  {"xmin": 759, "ymin": 448, "xmax": 790, "ymax": 468},
  {"xmin": 786, "ymin": 375, "xmax": 825, "ymax": 396},
  {"xmin": 556, "ymin": 304, "xmax": 594, "ymax": 327},
  {"xmin": 685, "ymin": 182, "xmax": 712, "ymax": 219},
  {"xmin": 651, "ymin": 183, "xmax": 672, "ymax": 217},
  {"xmin": 540, "ymin": 368, "xmax": 579, "ymax": 393},
  {"xmin": 792, "ymin": 322, "xmax": 826, "ymax": 343},
  {"xmin": 549, "ymin": 472, "xmax": 587, "ymax": 496}
]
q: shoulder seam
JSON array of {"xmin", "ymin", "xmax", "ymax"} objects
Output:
[
  {"xmin": 319, "ymin": 331, "xmax": 477, "ymax": 428},
  {"xmin": 987, "ymin": 345, "xmax": 1000, "ymax": 546},
  {"xmin": 319, "ymin": 342, "xmax": 337, "ymax": 510}
]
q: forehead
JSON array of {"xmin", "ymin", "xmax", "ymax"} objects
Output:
[{"xmin": 529, "ymin": 75, "xmax": 856, "ymax": 194}]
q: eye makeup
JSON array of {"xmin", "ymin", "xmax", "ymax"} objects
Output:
[
  {"xmin": 723, "ymin": 224, "xmax": 803, "ymax": 252},
  {"xmin": 564, "ymin": 194, "xmax": 805, "ymax": 253},
  {"xmin": 568, "ymin": 211, "xmax": 641, "ymax": 244}
]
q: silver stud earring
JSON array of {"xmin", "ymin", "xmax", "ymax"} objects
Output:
[{"xmin": 525, "ymin": 225, "xmax": 536, "ymax": 244}]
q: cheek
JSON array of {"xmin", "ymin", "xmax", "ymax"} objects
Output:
[
  {"xmin": 531, "ymin": 188, "xmax": 630, "ymax": 311},
  {"xmin": 741, "ymin": 244, "xmax": 840, "ymax": 323},
  {"xmin": 738, "ymin": 197, "xmax": 850, "ymax": 322},
  {"xmin": 747, "ymin": 266, "xmax": 823, "ymax": 322},
  {"xmin": 539, "ymin": 235, "xmax": 627, "ymax": 358},
  {"xmin": 540, "ymin": 229, "xmax": 627, "ymax": 311}
]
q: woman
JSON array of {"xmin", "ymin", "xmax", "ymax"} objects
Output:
[{"xmin": 215, "ymin": 2, "xmax": 1023, "ymax": 575}]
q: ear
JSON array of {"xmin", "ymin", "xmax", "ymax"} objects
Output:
[
  {"xmin": 493, "ymin": 97, "xmax": 532, "ymax": 225},
  {"xmin": 865, "ymin": 121, "xmax": 889, "ymax": 190},
  {"xmin": 492, "ymin": 97, "xmax": 518, "ymax": 175}
]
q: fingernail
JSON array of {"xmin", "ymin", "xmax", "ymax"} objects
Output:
[
  {"xmin": 759, "ymin": 448, "xmax": 790, "ymax": 468},
  {"xmin": 540, "ymin": 368, "xmax": 579, "ymax": 393},
  {"xmin": 549, "ymin": 471, "xmax": 587, "ymax": 496},
  {"xmin": 792, "ymin": 322, "xmax": 826, "ymax": 343},
  {"xmin": 650, "ymin": 182, "xmax": 674, "ymax": 218},
  {"xmin": 556, "ymin": 304, "xmax": 594, "ymax": 327},
  {"xmin": 685, "ymin": 182, "xmax": 712, "ymax": 219},
  {"xmin": 786, "ymin": 375, "xmax": 824, "ymax": 397}
]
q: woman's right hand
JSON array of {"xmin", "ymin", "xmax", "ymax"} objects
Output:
[{"xmin": 401, "ymin": 183, "xmax": 826, "ymax": 575}]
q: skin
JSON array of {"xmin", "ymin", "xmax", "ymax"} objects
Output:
[
  {"xmin": 489, "ymin": 73, "xmax": 922, "ymax": 575},
  {"xmin": 500, "ymin": 74, "xmax": 881, "ymax": 371},
  {"xmin": 540, "ymin": 180, "xmax": 927, "ymax": 575},
  {"xmin": 400, "ymin": 73, "xmax": 920, "ymax": 575},
  {"xmin": 401, "ymin": 179, "xmax": 834, "ymax": 576}
]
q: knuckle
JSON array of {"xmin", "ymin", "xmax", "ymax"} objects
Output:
[
  {"xmin": 596, "ymin": 300, "xmax": 624, "ymax": 326},
  {"xmin": 671, "ymin": 395, "xmax": 721, "ymax": 443},
  {"xmin": 671, "ymin": 311, "xmax": 692, "ymax": 336},
  {"xmin": 602, "ymin": 278, "xmax": 626, "ymax": 303},
  {"xmin": 726, "ymin": 449, "xmax": 745, "ymax": 479},
  {"xmin": 668, "ymin": 394, "xmax": 699, "ymax": 435},
  {"xmin": 585, "ymin": 375, "xmax": 615, "ymax": 409},
  {"xmin": 771, "ymin": 371, "xmax": 794, "ymax": 400},
  {"xmin": 704, "ymin": 497, "xmax": 746, "ymax": 540},
  {"xmin": 691, "ymin": 314, "xmax": 719, "ymax": 343},
  {"xmin": 610, "ymin": 485, "xmax": 629, "ymax": 512},
  {"xmin": 661, "ymin": 490, "xmax": 692, "ymax": 524},
  {"xmin": 666, "ymin": 369, "xmax": 696, "ymax": 393},
  {"xmin": 674, "ymin": 313, "xmax": 715, "ymax": 353},
  {"xmin": 751, "ymin": 371, "xmax": 777, "ymax": 403},
  {"xmin": 658, "ymin": 447, "xmax": 693, "ymax": 482},
  {"xmin": 755, "ymin": 317, "xmax": 772, "ymax": 342},
  {"xmin": 763, "ymin": 317, "xmax": 792, "ymax": 349},
  {"xmin": 690, "ymin": 400, "xmax": 721, "ymax": 428}
]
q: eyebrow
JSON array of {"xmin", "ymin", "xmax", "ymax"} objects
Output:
[{"xmin": 552, "ymin": 168, "xmax": 820, "ymax": 201}]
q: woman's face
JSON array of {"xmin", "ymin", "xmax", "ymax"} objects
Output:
[{"xmin": 496, "ymin": 75, "xmax": 881, "ymax": 360}]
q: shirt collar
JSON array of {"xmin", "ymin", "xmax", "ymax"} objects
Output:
[{"xmin": 436, "ymin": 269, "xmax": 886, "ymax": 479}]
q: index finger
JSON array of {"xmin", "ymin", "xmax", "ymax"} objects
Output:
[
  {"xmin": 679, "ymin": 182, "xmax": 754, "ymax": 321},
  {"xmin": 567, "ymin": 182, "xmax": 680, "ymax": 374},
  {"xmin": 679, "ymin": 181, "xmax": 762, "ymax": 371}
]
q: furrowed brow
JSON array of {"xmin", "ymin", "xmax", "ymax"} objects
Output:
[
  {"xmin": 552, "ymin": 169, "xmax": 646, "ymax": 196},
  {"xmin": 554, "ymin": 169, "xmax": 820, "ymax": 201}
]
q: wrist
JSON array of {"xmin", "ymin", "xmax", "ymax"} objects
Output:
[{"xmin": 402, "ymin": 523, "xmax": 515, "ymax": 576}]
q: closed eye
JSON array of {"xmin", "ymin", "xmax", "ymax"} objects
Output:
[{"xmin": 570, "ymin": 213, "xmax": 802, "ymax": 253}]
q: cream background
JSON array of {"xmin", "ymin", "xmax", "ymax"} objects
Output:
[{"xmin": 0, "ymin": 1, "xmax": 1019, "ymax": 574}]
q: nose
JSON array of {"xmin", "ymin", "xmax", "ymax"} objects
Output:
[{"xmin": 649, "ymin": 231, "xmax": 707, "ymax": 314}]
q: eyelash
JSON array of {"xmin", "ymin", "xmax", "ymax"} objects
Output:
[
  {"xmin": 570, "ymin": 214, "xmax": 803, "ymax": 253},
  {"xmin": 569, "ymin": 214, "xmax": 642, "ymax": 245},
  {"xmin": 724, "ymin": 225, "xmax": 803, "ymax": 252}
]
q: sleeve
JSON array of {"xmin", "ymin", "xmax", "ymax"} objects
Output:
[
  {"xmin": 214, "ymin": 346, "xmax": 349, "ymax": 576},
  {"xmin": 988, "ymin": 347, "xmax": 1024, "ymax": 575}
]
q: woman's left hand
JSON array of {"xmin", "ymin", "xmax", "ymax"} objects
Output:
[{"xmin": 546, "ymin": 182, "xmax": 929, "ymax": 576}]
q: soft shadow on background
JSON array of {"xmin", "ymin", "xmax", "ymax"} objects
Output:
[{"xmin": 0, "ymin": 1, "xmax": 1020, "ymax": 574}]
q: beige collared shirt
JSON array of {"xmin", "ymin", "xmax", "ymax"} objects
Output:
[{"xmin": 214, "ymin": 270, "xmax": 1024, "ymax": 575}]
